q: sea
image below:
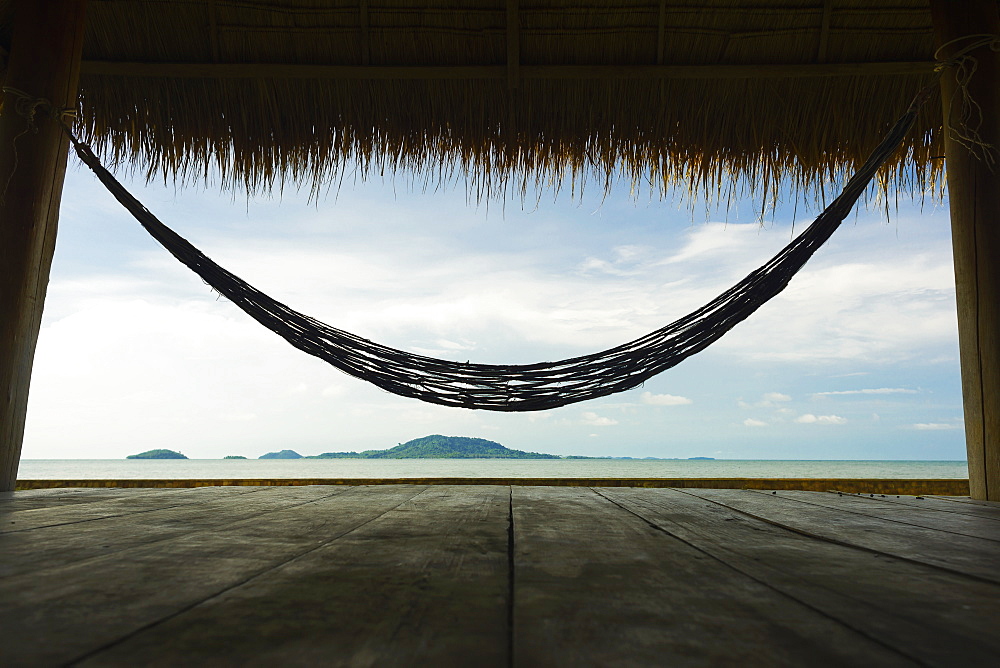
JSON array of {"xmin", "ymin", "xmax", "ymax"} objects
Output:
[{"xmin": 17, "ymin": 459, "xmax": 969, "ymax": 480}]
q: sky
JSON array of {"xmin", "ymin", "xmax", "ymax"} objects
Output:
[{"xmin": 20, "ymin": 160, "xmax": 966, "ymax": 461}]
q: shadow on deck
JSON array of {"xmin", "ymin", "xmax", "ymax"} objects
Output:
[{"xmin": 1, "ymin": 484, "xmax": 998, "ymax": 666}]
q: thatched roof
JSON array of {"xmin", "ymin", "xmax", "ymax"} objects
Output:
[{"xmin": 0, "ymin": 1, "xmax": 944, "ymax": 201}]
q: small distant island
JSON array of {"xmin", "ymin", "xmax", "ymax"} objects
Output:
[
  {"xmin": 127, "ymin": 449, "xmax": 188, "ymax": 460},
  {"xmin": 308, "ymin": 435, "xmax": 559, "ymax": 460},
  {"xmin": 259, "ymin": 449, "xmax": 303, "ymax": 459},
  {"xmin": 223, "ymin": 455, "xmax": 247, "ymax": 459}
]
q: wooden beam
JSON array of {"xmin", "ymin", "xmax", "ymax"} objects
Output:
[
  {"xmin": 11, "ymin": 478, "xmax": 973, "ymax": 496},
  {"xmin": 507, "ymin": 0, "xmax": 520, "ymax": 89},
  {"xmin": 0, "ymin": 0, "xmax": 87, "ymax": 492},
  {"xmin": 930, "ymin": 0, "xmax": 1000, "ymax": 501},
  {"xmin": 78, "ymin": 60, "xmax": 935, "ymax": 80},
  {"xmin": 817, "ymin": 0, "xmax": 832, "ymax": 63},
  {"xmin": 656, "ymin": 0, "xmax": 667, "ymax": 65},
  {"xmin": 359, "ymin": 0, "xmax": 370, "ymax": 66},
  {"xmin": 207, "ymin": 0, "xmax": 220, "ymax": 63}
]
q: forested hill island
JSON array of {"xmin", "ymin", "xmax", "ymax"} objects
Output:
[
  {"xmin": 127, "ymin": 436, "xmax": 715, "ymax": 460},
  {"xmin": 272, "ymin": 436, "xmax": 559, "ymax": 459}
]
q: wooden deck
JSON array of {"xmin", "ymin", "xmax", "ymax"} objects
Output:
[{"xmin": 1, "ymin": 485, "xmax": 998, "ymax": 667}]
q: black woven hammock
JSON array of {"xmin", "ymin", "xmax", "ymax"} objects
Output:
[{"xmin": 65, "ymin": 103, "xmax": 919, "ymax": 412}]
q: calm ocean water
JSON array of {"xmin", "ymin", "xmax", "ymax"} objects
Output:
[{"xmin": 17, "ymin": 459, "xmax": 969, "ymax": 480}]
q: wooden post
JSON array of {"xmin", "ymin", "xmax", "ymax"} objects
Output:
[
  {"xmin": 931, "ymin": 0, "xmax": 1000, "ymax": 501},
  {"xmin": 0, "ymin": 0, "xmax": 87, "ymax": 492}
]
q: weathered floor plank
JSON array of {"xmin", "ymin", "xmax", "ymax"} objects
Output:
[
  {"xmin": 77, "ymin": 485, "xmax": 511, "ymax": 668},
  {"xmin": 511, "ymin": 486, "xmax": 913, "ymax": 667},
  {"xmin": 0, "ymin": 485, "xmax": 266, "ymax": 532},
  {"xmin": 0, "ymin": 485, "xmax": 348, "ymax": 577},
  {"xmin": 931, "ymin": 495, "xmax": 1000, "ymax": 508},
  {"xmin": 0, "ymin": 486, "xmax": 190, "ymax": 511},
  {"xmin": 684, "ymin": 488, "xmax": 1000, "ymax": 584},
  {"xmin": 845, "ymin": 492, "xmax": 1000, "ymax": 521},
  {"xmin": 1, "ymin": 486, "xmax": 997, "ymax": 667},
  {"xmin": 745, "ymin": 489, "xmax": 1000, "ymax": 541},
  {"xmin": 598, "ymin": 487, "xmax": 1000, "ymax": 667},
  {"xmin": 0, "ymin": 485, "xmax": 428, "ymax": 666}
]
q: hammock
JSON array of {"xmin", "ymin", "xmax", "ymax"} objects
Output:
[{"xmin": 64, "ymin": 101, "xmax": 920, "ymax": 412}]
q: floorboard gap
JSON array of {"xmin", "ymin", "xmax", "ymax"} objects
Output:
[
  {"xmin": 506, "ymin": 487, "xmax": 515, "ymax": 668},
  {"xmin": 745, "ymin": 489, "xmax": 1000, "ymax": 541},
  {"xmin": 1, "ymin": 489, "xmax": 271, "ymax": 535},
  {"xmin": 678, "ymin": 488, "xmax": 1000, "ymax": 585},
  {"xmin": 590, "ymin": 488, "xmax": 924, "ymax": 666},
  {"xmin": 63, "ymin": 486, "xmax": 427, "ymax": 666}
]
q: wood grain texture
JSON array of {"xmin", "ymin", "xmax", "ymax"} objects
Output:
[
  {"xmin": 78, "ymin": 60, "xmax": 935, "ymax": 80},
  {"xmin": 0, "ymin": 0, "xmax": 87, "ymax": 492},
  {"xmin": 0, "ymin": 485, "xmax": 265, "ymax": 532},
  {"xmin": 930, "ymin": 0, "xmax": 1000, "ymax": 500},
  {"xmin": 743, "ymin": 489, "xmax": 1000, "ymax": 541},
  {"xmin": 0, "ymin": 486, "xmax": 344, "ymax": 577},
  {"xmin": 77, "ymin": 485, "xmax": 511, "ymax": 668},
  {"xmin": 684, "ymin": 489, "xmax": 1000, "ymax": 584},
  {"xmin": 2, "ymin": 485, "xmax": 997, "ymax": 666},
  {"xmin": 857, "ymin": 492, "xmax": 1000, "ymax": 520},
  {"xmin": 934, "ymin": 495, "xmax": 1000, "ymax": 508},
  {"xmin": 599, "ymin": 487, "xmax": 1000, "ymax": 667},
  {"xmin": 511, "ymin": 486, "xmax": 911, "ymax": 667},
  {"xmin": 0, "ymin": 485, "xmax": 427, "ymax": 666},
  {"xmin": 14, "ymin": 477, "xmax": 972, "ymax": 495},
  {"xmin": 0, "ymin": 486, "xmax": 190, "ymax": 511}
]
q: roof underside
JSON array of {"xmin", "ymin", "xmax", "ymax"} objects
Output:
[{"xmin": 0, "ymin": 0, "xmax": 946, "ymax": 201}]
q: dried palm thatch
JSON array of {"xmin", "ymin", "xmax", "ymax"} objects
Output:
[{"xmin": 0, "ymin": 0, "xmax": 945, "ymax": 203}]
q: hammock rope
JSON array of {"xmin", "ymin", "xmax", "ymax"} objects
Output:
[{"xmin": 61, "ymin": 95, "xmax": 924, "ymax": 412}]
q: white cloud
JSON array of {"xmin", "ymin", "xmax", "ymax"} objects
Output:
[
  {"xmin": 579, "ymin": 245, "xmax": 653, "ymax": 276},
  {"xmin": 640, "ymin": 391, "xmax": 692, "ymax": 406},
  {"xmin": 581, "ymin": 412, "xmax": 619, "ymax": 426},
  {"xmin": 912, "ymin": 422, "xmax": 961, "ymax": 431},
  {"xmin": 813, "ymin": 388, "xmax": 919, "ymax": 397},
  {"xmin": 220, "ymin": 412, "xmax": 257, "ymax": 422},
  {"xmin": 664, "ymin": 222, "xmax": 764, "ymax": 266},
  {"xmin": 795, "ymin": 414, "xmax": 848, "ymax": 425},
  {"xmin": 705, "ymin": 224, "xmax": 959, "ymax": 364},
  {"xmin": 743, "ymin": 418, "xmax": 768, "ymax": 427},
  {"xmin": 740, "ymin": 392, "xmax": 792, "ymax": 409}
]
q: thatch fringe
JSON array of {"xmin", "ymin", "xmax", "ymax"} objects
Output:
[
  {"xmin": 2, "ymin": 0, "xmax": 946, "ymax": 204},
  {"xmin": 76, "ymin": 73, "xmax": 944, "ymax": 204}
]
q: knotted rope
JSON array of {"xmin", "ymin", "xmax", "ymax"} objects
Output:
[
  {"xmin": 0, "ymin": 86, "xmax": 78, "ymax": 204},
  {"xmin": 933, "ymin": 34, "xmax": 1000, "ymax": 165}
]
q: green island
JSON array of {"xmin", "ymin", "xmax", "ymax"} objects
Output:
[
  {"xmin": 126, "ymin": 449, "xmax": 188, "ymax": 460},
  {"xmin": 308, "ymin": 435, "xmax": 560, "ymax": 459},
  {"xmin": 252, "ymin": 436, "xmax": 717, "ymax": 460},
  {"xmin": 125, "ymin": 440, "xmax": 716, "ymax": 460},
  {"xmin": 259, "ymin": 449, "xmax": 304, "ymax": 459}
]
